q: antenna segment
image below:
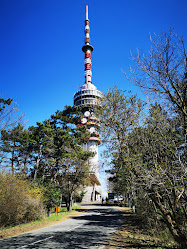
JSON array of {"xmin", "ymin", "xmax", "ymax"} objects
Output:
[
  {"xmin": 82, "ymin": 5, "xmax": 93, "ymax": 84},
  {"xmin": 86, "ymin": 5, "xmax": 88, "ymax": 20}
]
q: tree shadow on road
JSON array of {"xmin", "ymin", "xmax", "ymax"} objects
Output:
[{"xmin": 0, "ymin": 208, "xmax": 123, "ymax": 249}]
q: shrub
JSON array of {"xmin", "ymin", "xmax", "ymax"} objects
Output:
[{"xmin": 0, "ymin": 173, "xmax": 45, "ymax": 227}]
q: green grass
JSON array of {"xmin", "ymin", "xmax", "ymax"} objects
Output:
[
  {"xmin": 0, "ymin": 206, "xmax": 82, "ymax": 231},
  {"xmin": 43, "ymin": 206, "xmax": 82, "ymax": 222},
  {"xmin": 0, "ymin": 205, "xmax": 85, "ymax": 238}
]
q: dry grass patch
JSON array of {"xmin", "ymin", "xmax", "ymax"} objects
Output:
[
  {"xmin": 104, "ymin": 207, "xmax": 178, "ymax": 249},
  {"xmin": 0, "ymin": 207, "xmax": 87, "ymax": 239}
]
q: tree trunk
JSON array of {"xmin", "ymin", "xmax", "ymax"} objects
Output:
[
  {"xmin": 59, "ymin": 194, "xmax": 63, "ymax": 207},
  {"xmin": 11, "ymin": 149, "xmax": 15, "ymax": 175},
  {"xmin": 162, "ymin": 211, "xmax": 187, "ymax": 248},
  {"xmin": 23, "ymin": 156, "xmax": 28, "ymax": 178},
  {"xmin": 66, "ymin": 200, "xmax": 72, "ymax": 212},
  {"xmin": 71, "ymin": 193, "xmax": 74, "ymax": 207},
  {"xmin": 66, "ymin": 193, "xmax": 72, "ymax": 212},
  {"xmin": 47, "ymin": 207, "xmax": 52, "ymax": 217},
  {"xmin": 151, "ymin": 194, "xmax": 187, "ymax": 248},
  {"xmin": 34, "ymin": 144, "xmax": 42, "ymax": 180},
  {"xmin": 164, "ymin": 214, "xmax": 186, "ymax": 248}
]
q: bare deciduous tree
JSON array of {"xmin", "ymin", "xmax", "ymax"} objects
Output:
[
  {"xmin": 125, "ymin": 29, "xmax": 187, "ymax": 137},
  {"xmin": 0, "ymin": 98, "xmax": 24, "ymax": 131}
]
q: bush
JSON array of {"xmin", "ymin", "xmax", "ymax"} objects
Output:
[{"xmin": 0, "ymin": 173, "xmax": 45, "ymax": 227}]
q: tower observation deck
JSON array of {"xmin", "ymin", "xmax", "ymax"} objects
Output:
[{"xmin": 73, "ymin": 5, "xmax": 102, "ymax": 202}]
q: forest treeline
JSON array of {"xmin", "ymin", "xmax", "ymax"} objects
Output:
[
  {"xmin": 98, "ymin": 30, "xmax": 187, "ymax": 248},
  {"xmin": 0, "ymin": 102, "xmax": 93, "ymax": 226}
]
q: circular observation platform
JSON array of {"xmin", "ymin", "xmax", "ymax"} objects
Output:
[{"xmin": 74, "ymin": 83, "xmax": 102, "ymax": 106}]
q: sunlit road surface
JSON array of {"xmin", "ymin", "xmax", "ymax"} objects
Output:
[{"xmin": 0, "ymin": 205, "xmax": 123, "ymax": 249}]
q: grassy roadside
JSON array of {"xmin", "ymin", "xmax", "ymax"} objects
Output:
[
  {"xmin": 104, "ymin": 206, "xmax": 178, "ymax": 249},
  {"xmin": 0, "ymin": 206, "xmax": 86, "ymax": 239}
]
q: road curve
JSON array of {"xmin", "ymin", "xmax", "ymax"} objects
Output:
[{"xmin": 0, "ymin": 205, "xmax": 123, "ymax": 249}]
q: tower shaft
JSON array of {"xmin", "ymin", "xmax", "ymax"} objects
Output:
[{"xmin": 73, "ymin": 5, "xmax": 102, "ymax": 202}]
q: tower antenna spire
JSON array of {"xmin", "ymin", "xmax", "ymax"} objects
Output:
[
  {"xmin": 82, "ymin": 5, "xmax": 93, "ymax": 84},
  {"xmin": 86, "ymin": 5, "xmax": 88, "ymax": 20}
]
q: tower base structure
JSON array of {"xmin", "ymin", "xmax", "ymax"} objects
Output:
[
  {"xmin": 82, "ymin": 185, "xmax": 102, "ymax": 203},
  {"xmin": 74, "ymin": 83, "xmax": 102, "ymax": 203}
]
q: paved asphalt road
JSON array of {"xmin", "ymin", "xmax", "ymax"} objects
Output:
[{"xmin": 0, "ymin": 205, "xmax": 123, "ymax": 249}]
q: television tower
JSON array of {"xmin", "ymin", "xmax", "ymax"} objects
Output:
[{"xmin": 73, "ymin": 5, "xmax": 102, "ymax": 202}]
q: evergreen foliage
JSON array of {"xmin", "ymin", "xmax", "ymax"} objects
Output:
[{"xmin": 0, "ymin": 105, "xmax": 93, "ymax": 216}]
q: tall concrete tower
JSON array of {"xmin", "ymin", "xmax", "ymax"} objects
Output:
[{"xmin": 73, "ymin": 5, "xmax": 102, "ymax": 202}]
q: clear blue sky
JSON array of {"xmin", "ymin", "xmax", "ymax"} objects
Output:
[
  {"xmin": 1, "ymin": 0, "xmax": 186, "ymax": 126},
  {"xmin": 0, "ymin": 0, "xmax": 186, "ymax": 195}
]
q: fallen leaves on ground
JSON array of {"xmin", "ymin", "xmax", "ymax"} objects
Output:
[{"xmin": 104, "ymin": 207, "xmax": 177, "ymax": 249}]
